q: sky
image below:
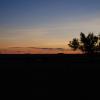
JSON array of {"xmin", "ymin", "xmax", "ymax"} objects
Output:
[{"xmin": 0, "ymin": 0, "xmax": 100, "ymax": 50}]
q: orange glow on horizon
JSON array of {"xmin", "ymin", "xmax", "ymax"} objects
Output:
[{"xmin": 0, "ymin": 47, "xmax": 82, "ymax": 54}]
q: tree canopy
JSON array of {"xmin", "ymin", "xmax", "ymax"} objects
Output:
[{"xmin": 68, "ymin": 32, "xmax": 100, "ymax": 54}]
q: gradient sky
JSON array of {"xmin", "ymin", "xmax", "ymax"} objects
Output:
[{"xmin": 0, "ymin": 0, "xmax": 100, "ymax": 49}]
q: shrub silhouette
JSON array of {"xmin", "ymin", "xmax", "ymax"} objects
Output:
[{"xmin": 68, "ymin": 32, "xmax": 100, "ymax": 54}]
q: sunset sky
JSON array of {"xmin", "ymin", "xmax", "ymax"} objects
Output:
[{"xmin": 0, "ymin": 0, "xmax": 100, "ymax": 52}]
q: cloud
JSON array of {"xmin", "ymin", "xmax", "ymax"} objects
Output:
[{"xmin": 0, "ymin": 47, "xmax": 81, "ymax": 54}]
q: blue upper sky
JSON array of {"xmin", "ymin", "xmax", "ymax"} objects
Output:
[{"xmin": 0, "ymin": 0, "xmax": 100, "ymax": 48}]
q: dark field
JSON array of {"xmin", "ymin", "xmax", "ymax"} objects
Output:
[{"xmin": 0, "ymin": 54, "xmax": 100, "ymax": 99}]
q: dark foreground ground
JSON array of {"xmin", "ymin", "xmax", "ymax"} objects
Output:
[{"xmin": 0, "ymin": 54, "xmax": 100, "ymax": 99}]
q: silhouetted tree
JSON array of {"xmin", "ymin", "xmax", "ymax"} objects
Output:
[
  {"xmin": 96, "ymin": 34, "xmax": 100, "ymax": 52},
  {"xmin": 68, "ymin": 32, "xmax": 100, "ymax": 54},
  {"xmin": 68, "ymin": 38, "xmax": 79, "ymax": 50}
]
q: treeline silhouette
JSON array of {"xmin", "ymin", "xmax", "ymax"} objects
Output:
[{"xmin": 68, "ymin": 32, "xmax": 100, "ymax": 54}]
